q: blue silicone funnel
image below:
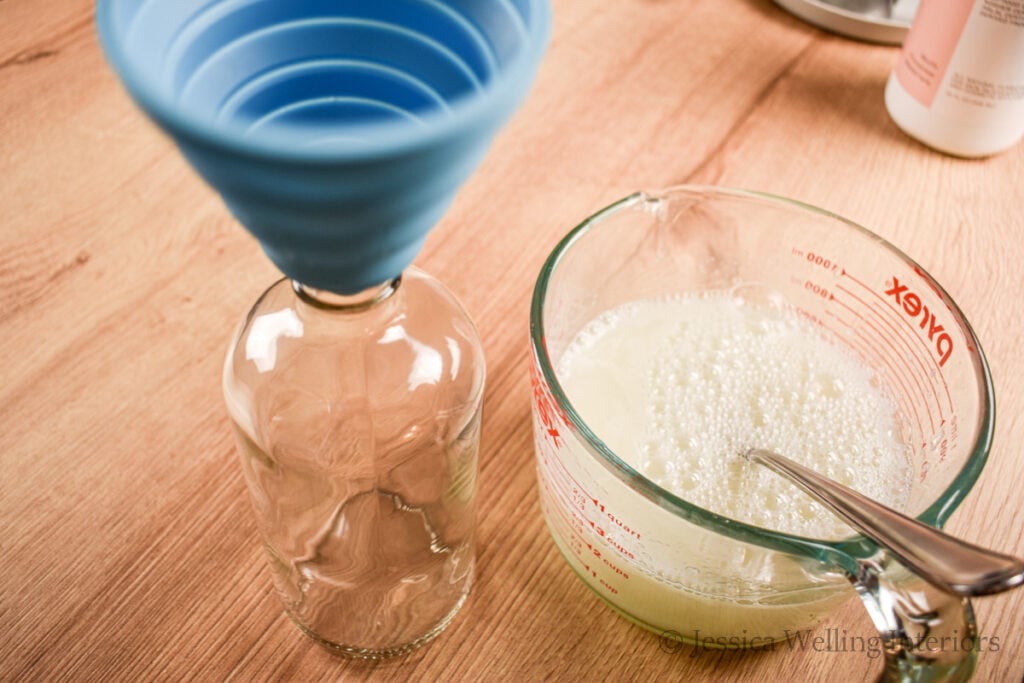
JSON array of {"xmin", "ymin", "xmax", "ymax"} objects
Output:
[{"xmin": 97, "ymin": 0, "xmax": 551, "ymax": 293}]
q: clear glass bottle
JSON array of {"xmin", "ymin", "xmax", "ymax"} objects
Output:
[{"xmin": 222, "ymin": 267, "xmax": 484, "ymax": 658}]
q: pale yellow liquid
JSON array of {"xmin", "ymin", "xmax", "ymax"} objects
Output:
[
  {"xmin": 557, "ymin": 293, "xmax": 912, "ymax": 539},
  {"xmin": 542, "ymin": 293, "xmax": 915, "ymax": 642}
]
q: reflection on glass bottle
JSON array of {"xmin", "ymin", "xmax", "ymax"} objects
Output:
[{"xmin": 223, "ymin": 268, "xmax": 484, "ymax": 658}]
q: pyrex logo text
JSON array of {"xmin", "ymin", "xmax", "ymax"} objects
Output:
[{"xmin": 885, "ymin": 277, "xmax": 953, "ymax": 367}]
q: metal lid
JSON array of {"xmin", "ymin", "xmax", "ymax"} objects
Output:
[{"xmin": 773, "ymin": 0, "xmax": 919, "ymax": 45}]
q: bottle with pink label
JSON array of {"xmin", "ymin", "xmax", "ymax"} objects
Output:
[{"xmin": 885, "ymin": 0, "xmax": 1024, "ymax": 157}]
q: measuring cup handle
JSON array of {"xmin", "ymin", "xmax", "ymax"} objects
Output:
[{"xmin": 848, "ymin": 550, "xmax": 978, "ymax": 682}]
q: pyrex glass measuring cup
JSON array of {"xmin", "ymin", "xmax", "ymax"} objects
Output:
[{"xmin": 530, "ymin": 186, "xmax": 994, "ymax": 681}]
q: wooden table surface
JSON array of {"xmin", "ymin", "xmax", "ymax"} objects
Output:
[{"xmin": 2, "ymin": 0, "xmax": 1022, "ymax": 680}]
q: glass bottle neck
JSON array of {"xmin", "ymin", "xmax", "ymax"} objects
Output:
[{"xmin": 292, "ymin": 276, "xmax": 401, "ymax": 311}]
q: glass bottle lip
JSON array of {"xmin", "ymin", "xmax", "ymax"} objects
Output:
[
  {"xmin": 529, "ymin": 185, "xmax": 996, "ymax": 563},
  {"xmin": 293, "ymin": 277, "xmax": 401, "ymax": 312}
]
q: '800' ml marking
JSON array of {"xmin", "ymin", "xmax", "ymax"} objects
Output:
[{"xmin": 885, "ymin": 276, "xmax": 953, "ymax": 367}]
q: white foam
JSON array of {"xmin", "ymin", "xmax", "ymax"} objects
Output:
[{"xmin": 557, "ymin": 292, "xmax": 912, "ymax": 539}]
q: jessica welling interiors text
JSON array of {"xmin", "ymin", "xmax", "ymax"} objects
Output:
[{"xmin": 659, "ymin": 628, "xmax": 1001, "ymax": 659}]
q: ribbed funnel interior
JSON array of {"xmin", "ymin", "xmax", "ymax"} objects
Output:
[
  {"xmin": 100, "ymin": 0, "xmax": 548, "ymax": 293},
  {"xmin": 110, "ymin": 0, "xmax": 534, "ymax": 142}
]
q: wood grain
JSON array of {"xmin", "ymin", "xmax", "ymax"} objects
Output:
[{"xmin": 2, "ymin": 0, "xmax": 1022, "ymax": 680}]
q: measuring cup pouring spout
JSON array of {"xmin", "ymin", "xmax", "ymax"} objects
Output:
[{"xmin": 530, "ymin": 186, "xmax": 997, "ymax": 682}]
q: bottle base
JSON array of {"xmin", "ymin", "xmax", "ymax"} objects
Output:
[
  {"xmin": 284, "ymin": 591, "xmax": 470, "ymax": 659},
  {"xmin": 884, "ymin": 75, "xmax": 1023, "ymax": 158}
]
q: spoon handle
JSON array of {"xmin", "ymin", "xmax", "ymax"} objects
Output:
[{"xmin": 745, "ymin": 448, "xmax": 1024, "ymax": 596}]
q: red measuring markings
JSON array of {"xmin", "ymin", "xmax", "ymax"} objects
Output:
[
  {"xmin": 792, "ymin": 249, "xmax": 954, "ymax": 415},
  {"xmin": 557, "ymin": 502, "xmax": 632, "ymax": 581},
  {"xmin": 940, "ymin": 416, "xmax": 957, "ymax": 463},
  {"xmin": 834, "ymin": 281, "xmax": 946, "ymax": 424},
  {"xmin": 541, "ymin": 452, "xmax": 588, "ymax": 515},
  {"xmin": 825, "ymin": 296, "xmax": 934, "ymax": 433},
  {"xmin": 530, "ymin": 360, "xmax": 570, "ymax": 447},
  {"xmin": 827, "ymin": 310, "xmax": 925, "ymax": 446},
  {"xmin": 828, "ymin": 294, "xmax": 935, "ymax": 437},
  {"xmin": 540, "ymin": 454, "xmax": 604, "ymax": 543},
  {"xmin": 541, "ymin": 443, "xmax": 592, "ymax": 503},
  {"xmin": 840, "ymin": 269, "xmax": 954, "ymax": 413},
  {"xmin": 553, "ymin": 503, "xmax": 619, "ymax": 592},
  {"xmin": 591, "ymin": 500, "xmax": 642, "ymax": 541},
  {"xmin": 539, "ymin": 468, "xmax": 588, "ymax": 542},
  {"xmin": 813, "ymin": 308, "xmax": 915, "ymax": 424},
  {"xmin": 576, "ymin": 500, "xmax": 642, "ymax": 559},
  {"xmin": 544, "ymin": 448, "xmax": 643, "ymax": 540},
  {"xmin": 831, "ymin": 278, "xmax": 942, "ymax": 428},
  {"xmin": 821, "ymin": 310, "xmax": 919, "ymax": 424},
  {"xmin": 575, "ymin": 560, "xmax": 620, "ymax": 594},
  {"xmin": 544, "ymin": 479, "xmax": 583, "ymax": 537},
  {"xmin": 570, "ymin": 551, "xmax": 623, "ymax": 594},
  {"xmin": 792, "ymin": 247, "xmax": 842, "ymax": 274},
  {"xmin": 543, "ymin": 481, "xmax": 631, "ymax": 592},
  {"xmin": 601, "ymin": 534, "xmax": 637, "ymax": 561},
  {"xmin": 539, "ymin": 449, "xmax": 642, "ymax": 562},
  {"xmin": 573, "ymin": 535, "xmax": 631, "ymax": 580}
]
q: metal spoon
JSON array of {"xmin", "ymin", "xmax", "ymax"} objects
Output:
[{"xmin": 743, "ymin": 448, "xmax": 1024, "ymax": 597}]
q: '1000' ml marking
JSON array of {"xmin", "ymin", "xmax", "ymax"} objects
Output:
[{"xmin": 885, "ymin": 277, "xmax": 953, "ymax": 367}]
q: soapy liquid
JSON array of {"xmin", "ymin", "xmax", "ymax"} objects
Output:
[{"xmin": 556, "ymin": 292, "xmax": 912, "ymax": 540}]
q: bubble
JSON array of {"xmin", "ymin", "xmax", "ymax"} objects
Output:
[{"xmin": 557, "ymin": 291, "xmax": 913, "ymax": 539}]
